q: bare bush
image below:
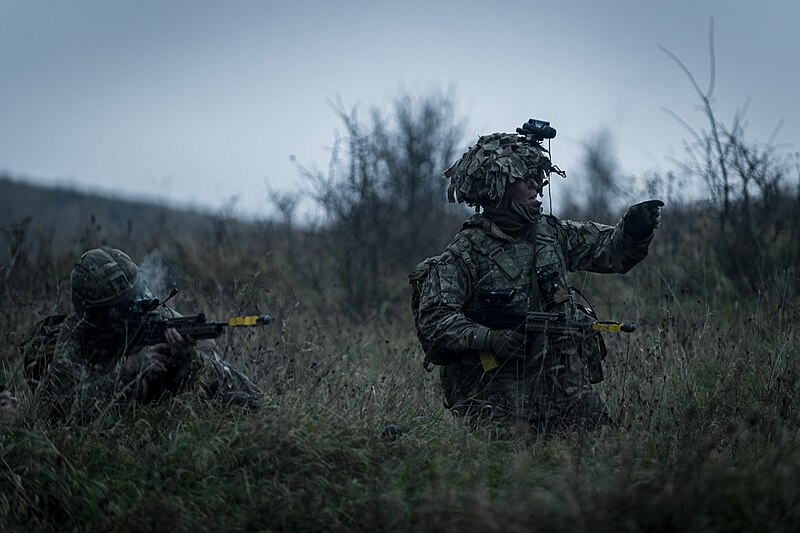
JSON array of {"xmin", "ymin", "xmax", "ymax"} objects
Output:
[
  {"xmin": 662, "ymin": 19, "xmax": 800, "ymax": 293},
  {"xmin": 297, "ymin": 89, "xmax": 468, "ymax": 317}
]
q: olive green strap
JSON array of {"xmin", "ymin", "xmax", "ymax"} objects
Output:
[{"xmin": 527, "ymin": 221, "xmax": 541, "ymax": 312}]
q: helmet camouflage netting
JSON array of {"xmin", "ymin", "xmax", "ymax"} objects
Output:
[{"xmin": 443, "ymin": 132, "xmax": 564, "ymax": 207}]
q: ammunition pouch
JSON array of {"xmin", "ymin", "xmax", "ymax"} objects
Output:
[
  {"xmin": 575, "ymin": 304, "xmax": 608, "ymax": 384},
  {"xmin": 465, "ymin": 289, "xmax": 526, "ymax": 330}
]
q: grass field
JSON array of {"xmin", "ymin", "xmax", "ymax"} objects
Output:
[{"xmin": 1, "ymin": 180, "xmax": 799, "ymax": 532}]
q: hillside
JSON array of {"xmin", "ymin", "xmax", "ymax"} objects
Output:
[{"xmin": 0, "ymin": 175, "xmax": 239, "ymax": 244}]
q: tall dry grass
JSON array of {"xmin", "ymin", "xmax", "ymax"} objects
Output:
[{"xmin": 1, "ymin": 188, "xmax": 799, "ymax": 531}]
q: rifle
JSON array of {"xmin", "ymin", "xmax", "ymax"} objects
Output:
[
  {"xmin": 525, "ymin": 311, "xmax": 635, "ymax": 335},
  {"xmin": 466, "ymin": 307, "xmax": 635, "ymax": 336},
  {"xmin": 130, "ymin": 313, "xmax": 272, "ymax": 345},
  {"xmin": 465, "ymin": 292, "xmax": 635, "ymax": 380},
  {"xmin": 84, "ymin": 306, "xmax": 272, "ymax": 355}
]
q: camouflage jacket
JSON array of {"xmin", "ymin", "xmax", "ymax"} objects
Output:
[
  {"xmin": 25, "ymin": 307, "xmax": 263, "ymax": 424},
  {"xmin": 414, "ymin": 212, "xmax": 652, "ymax": 364}
]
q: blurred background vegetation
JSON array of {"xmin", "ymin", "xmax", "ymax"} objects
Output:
[{"xmin": 1, "ymin": 73, "xmax": 799, "ymax": 531}]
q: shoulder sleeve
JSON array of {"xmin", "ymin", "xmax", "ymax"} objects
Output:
[
  {"xmin": 36, "ymin": 317, "xmax": 134, "ymax": 423},
  {"xmin": 34, "ymin": 322, "xmax": 85, "ymax": 423},
  {"xmin": 414, "ymin": 234, "xmax": 487, "ymax": 363},
  {"xmin": 554, "ymin": 215, "xmax": 653, "ymax": 274}
]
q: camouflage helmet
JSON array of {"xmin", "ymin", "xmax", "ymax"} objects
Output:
[
  {"xmin": 443, "ymin": 132, "xmax": 563, "ymax": 207},
  {"xmin": 70, "ymin": 247, "xmax": 144, "ymax": 314}
]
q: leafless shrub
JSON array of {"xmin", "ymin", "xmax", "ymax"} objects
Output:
[
  {"xmin": 297, "ymin": 89, "xmax": 468, "ymax": 318},
  {"xmin": 662, "ymin": 18, "xmax": 800, "ymax": 294}
]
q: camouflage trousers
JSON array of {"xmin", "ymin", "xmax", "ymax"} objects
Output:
[{"xmin": 439, "ymin": 341, "xmax": 611, "ymax": 435}]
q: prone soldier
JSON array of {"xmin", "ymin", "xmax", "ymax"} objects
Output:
[{"xmin": 20, "ymin": 247, "xmax": 266, "ymax": 424}]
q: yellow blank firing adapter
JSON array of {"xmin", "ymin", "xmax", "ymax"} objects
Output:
[
  {"xmin": 227, "ymin": 315, "xmax": 273, "ymax": 327},
  {"xmin": 591, "ymin": 322, "xmax": 636, "ymax": 333}
]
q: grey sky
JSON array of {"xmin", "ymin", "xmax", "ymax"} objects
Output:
[{"xmin": 1, "ymin": 0, "xmax": 798, "ymax": 219}]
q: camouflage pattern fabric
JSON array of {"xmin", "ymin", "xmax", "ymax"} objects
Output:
[
  {"xmin": 31, "ymin": 306, "xmax": 263, "ymax": 424},
  {"xmin": 414, "ymin": 212, "xmax": 652, "ymax": 434},
  {"xmin": 70, "ymin": 247, "xmax": 143, "ymax": 314},
  {"xmin": 443, "ymin": 132, "xmax": 565, "ymax": 207}
]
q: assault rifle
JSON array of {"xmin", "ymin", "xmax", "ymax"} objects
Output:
[
  {"xmin": 83, "ymin": 294, "xmax": 272, "ymax": 354},
  {"xmin": 85, "ymin": 313, "xmax": 273, "ymax": 354},
  {"xmin": 525, "ymin": 311, "xmax": 636, "ymax": 335},
  {"xmin": 465, "ymin": 297, "xmax": 636, "ymax": 336},
  {"xmin": 465, "ymin": 290, "xmax": 635, "ymax": 380}
]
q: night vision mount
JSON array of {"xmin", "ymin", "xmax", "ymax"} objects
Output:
[{"xmin": 516, "ymin": 118, "xmax": 556, "ymax": 142}]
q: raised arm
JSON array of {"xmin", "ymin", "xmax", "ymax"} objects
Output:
[{"xmin": 557, "ymin": 200, "xmax": 663, "ymax": 274}]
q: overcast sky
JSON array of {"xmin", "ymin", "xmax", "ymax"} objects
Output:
[{"xmin": 1, "ymin": 0, "xmax": 798, "ymax": 220}]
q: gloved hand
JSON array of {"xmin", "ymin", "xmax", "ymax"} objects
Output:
[
  {"xmin": 624, "ymin": 199, "xmax": 664, "ymax": 240},
  {"xmin": 162, "ymin": 327, "xmax": 197, "ymax": 383},
  {"xmin": 471, "ymin": 328, "xmax": 527, "ymax": 359},
  {"xmin": 122, "ymin": 329, "xmax": 196, "ymax": 381},
  {"xmin": 123, "ymin": 345, "xmax": 170, "ymax": 380},
  {"xmin": 163, "ymin": 328, "xmax": 196, "ymax": 365}
]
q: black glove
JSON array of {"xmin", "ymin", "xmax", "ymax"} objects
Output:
[
  {"xmin": 470, "ymin": 328, "xmax": 527, "ymax": 359},
  {"xmin": 624, "ymin": 199, "xmax": 664, "ymax": 240}
]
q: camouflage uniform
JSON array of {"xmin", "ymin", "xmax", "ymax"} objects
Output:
[
  {"xmin": 413, "ymin": 131, "xmax": 658, "ymax": 434},
  {"xmin": 23, "ymin": 248, "xmax": 263, "ymax": 424}
]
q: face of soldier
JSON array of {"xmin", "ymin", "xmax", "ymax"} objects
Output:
[{"xmin": 506, "ymin": 177, "xmax": 543, "ymax": 208}]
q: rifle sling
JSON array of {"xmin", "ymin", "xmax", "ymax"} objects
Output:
[{"xmin": 527, "ymin": 219, "xmax": 541, "ymax": 313}]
